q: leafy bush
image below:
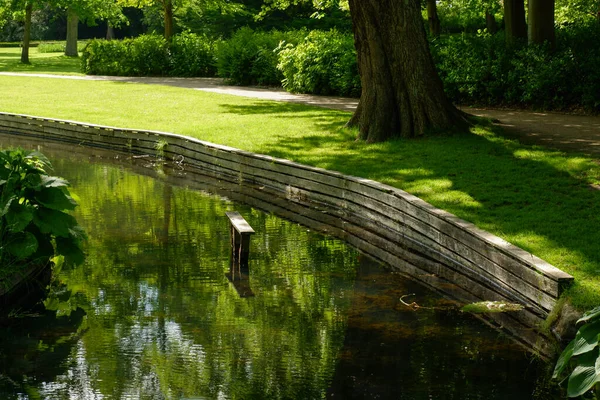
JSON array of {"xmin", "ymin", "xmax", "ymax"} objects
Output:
[
  {"xmin": 216, "ymin": 27, "xmax": 306, "ymax": 86},
  {"xmin": 81, "ymin": 33, "xmax": 218, "ymax": 77},
  {"xmin": 81, "ymin": 35, "xmax": 170, "ymax": 76},
  {"xmin": 430, "ymin": 22, "xmax": 600, "ymax": 112},
  {"xmin": 169, "ymin": 31, "xmax": 217, "ymax": 77},
  {"xmin": 277, "ymin": 29, "xmax": 360, "ymax": 97},
  {"xmin": 0, "ymin": 149, "xmax": 85, "ymax": 285},
  {"xmin": 553, "ymin": 306, "xmax": 600, "ymax": 398}
]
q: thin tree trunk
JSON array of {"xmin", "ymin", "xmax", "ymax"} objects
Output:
[
  {"xmin": 164, "ymin": 0, "xmax": 174, "ymax": 40},
  {"xmin": 486, "ymin": 10, "xmax": 498, "ymax": 34},
  {"xmin": 427, "ymin": 0, "xmax": 441, "ymax": 37},
  {"xmin": 528, "ymin": 0, "xmax": 555, "ymax": 47},
  {"xmin": 106, "ymin": 23, "xmax": 115, "ymax": 40},
  {"xmin": 504, "ymin": 0, "xmax": 527, "ymax": 44},
  {"xmin": 20, "ymin": 3, "xmax": 32, "ymax": 64},
  {"xmin": 346, "ymin": 0, "xmax": 467, "ymax": 142},
  {"xmin": 65, "ymin": 7, "xmax": 79, "ymax": 57}
]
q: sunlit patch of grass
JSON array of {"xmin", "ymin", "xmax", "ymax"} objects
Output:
[
  {"xmin": 0, "ymin": 46, "xmax": 82, "ymax": 75},
  {"xmin": 1, "ymin": 74, "xmax": 600, "ymax": 309}
]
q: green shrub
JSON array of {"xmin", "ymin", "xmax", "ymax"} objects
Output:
[
  {"xmin": 81, "ymin": 35, "xmax": 170, "ymax": 76},
  {"xmin": 430, "ymin": 23, "xmax": 600, "ymax": 112},
  {"xmin": 169, "ymin": 32, "xmax": 217, "ymax": 77},
  {"xmin": 216, "ymin": 27, "xmax": 306, "ymax": 86},
  {"xmin": 277, "ymin": 29, "xmax": 360, "ymax": 97},
  {"xmin": 0, "ymin": 149, "xmax": 85, "ymax": 286}
]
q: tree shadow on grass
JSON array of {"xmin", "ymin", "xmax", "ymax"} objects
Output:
[{"xmin": 219, "ymin": 101, "xmax": 600, "ymax": 307}]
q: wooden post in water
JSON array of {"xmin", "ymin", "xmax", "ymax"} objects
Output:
[
  {"xmin": 225, "ymin": 211, "xmax": 255, "ymax": 268},
  {"xmin": 225, "ymin": 211, "xmax": 255, "ymax": 297}
]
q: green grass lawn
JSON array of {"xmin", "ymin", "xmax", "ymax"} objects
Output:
[
  {"xmin": 1, "ymin": 74, "xmax": 599, "ymax": 312},
  {"xmin": 0, "ymin": 46, "xmax": 82, "ymax": 75}
]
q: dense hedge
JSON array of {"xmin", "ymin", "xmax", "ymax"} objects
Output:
[
  {"xmin": 431, "ymin": 23, "xmax": 600, "ymax": 111},
  {"xmin": 278, "ymin": 29, "xmax": 360, "ymax": 97},
  {"xmin": 81, "ymin": 33, "xmax": 216, "ymax": 77},
  {"xmin": 215, "ymin": 27, "xmax": 306, "ymax": 86}
]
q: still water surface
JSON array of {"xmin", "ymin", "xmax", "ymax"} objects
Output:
[{"xmin": 0, "ymin": 140, "xmax": 560, "ymax": 399}]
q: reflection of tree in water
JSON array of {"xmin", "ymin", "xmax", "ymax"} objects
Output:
[
  {"xmin": 14, "ymin": 159, "xmax": 359, "ymax": 399},
  {"xmin": 0, "ymin": 307, "xmax": 86, "ymax": 398}
]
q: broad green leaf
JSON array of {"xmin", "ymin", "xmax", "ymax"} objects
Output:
[
  {"xmin": 567, "ymin": 350, "xmax": 600, "ymax": 397},
  {"xmin": 33, "ymin": 208, "xmax": 78, "ymax": 238},
  {"xmin": 38, "ymin": 175, "xmax": 70, "ymax": 189},
  {"xmin": 25, "ymin": 151, "xmax": 52, "ymax": 170},
  {"xmin": 578, "ymin": 306, "xmax": 600, "ymax": 325},
  {"xmin": 34, "ymin": 187, "xmax": 77, "ymax": 211},
  {"xmin": 56, "ymin": 236, "xmax": 85, "ymax": 266},
  {"xmin": 0, "ymin": 196, "xmax": 15, "ymax": 218},
  {"xmin": 5, "ymin": 202, "xmax": 34, "ymax": 232},
  {"xmin": 573, "ymin": 320, "xmax": 600, "ymax": 356},
  {"xmin": 6, "ymin": 231, "xmax": 38, "ymax": 259},
  {"xmin": 554, "ymin": 340, "xmax": 575, "ymax": 379}
]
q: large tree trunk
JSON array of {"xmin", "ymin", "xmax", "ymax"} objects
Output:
[
  {"xmin": 20, "ymin": 3, "xmax": 32, "ymax": 64},
  {"xmin": 163, "ymin": 0, "xmax": 174, "ymax": 40},
  {"xmin": 106, "ymin": 23, "xmax": 115, "ymax": 40},
  {"xmin": 485, "ymin": 10, "xmax": 498, "ymax": 34},
  {"xmin": 426, "ymin": 0, "xmax": 441, "ymax": 37},
  {"xmin": 504, "ymin": 0, "xmax": 527, "ymax": 44},
  {"xmin": 65, "ymin": 7, "xmax": 79, "ymax": 57},
  {"xmin": 528, "ymin": 0, "xmax": 555, "ymax": 47},
  {"xmin": 347, "ymin": 0, "xmax": 466, "ymax": 142}
]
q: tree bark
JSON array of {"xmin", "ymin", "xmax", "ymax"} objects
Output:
[
  {"xmin": 485, "ymin": 10, "xmax": 497, "ymax": 34},
  {"xmin": 346, "ymin": 0, "xmax": 466, "ymax": 142},
  {"xmin": 528, "ymin": 0, "xmax": 555, "ymax": 47},
  {"xmin": 65, "ymin": 7, "xmax": 79, "ymax": 57},
  {"xmin": 163, "ymin": 0, "xmax": 174, "ymax": 40},
  {"xmin": 426, "ymin": 0, "xmax": 441, "ymax": 37},
  {"xmin": 504, "ymin": 0, "xmax": 527, "ymax": 44},
  {"xmin": 106, "ymin": 23, "xmax": 115, "ymax": 40},
  {"xmin": 20, "ymin": 3, "xmax": 32, "ymax": 64}
]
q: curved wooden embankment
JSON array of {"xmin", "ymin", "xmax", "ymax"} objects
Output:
[{"xmin": 0, "ymin": 112, "xmax": 573, "ymax": 355}]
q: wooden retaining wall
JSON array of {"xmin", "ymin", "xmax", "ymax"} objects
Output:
[{"xmin": 0, "ymin": 112, "xmax": 573, "ymax": 352}]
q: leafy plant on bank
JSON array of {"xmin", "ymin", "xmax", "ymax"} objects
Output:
[
  {"xmin": 0, "ymin": 149, "xmax": 85, "ymax": 286},
  {"xmin": 553, "ymin": 306, "xmax": 600, "ymax": 398}
]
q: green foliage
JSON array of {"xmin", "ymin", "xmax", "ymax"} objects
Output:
[
  {"xmin": 169, "ymin": 31, "xmax": 217, "ymax": 77},
  {"xmin": 277, "ymin": 29, "xmax": 359, "ymax": 97},
  {"xmin": 0, "ymin": 148, "xmax": 85, "ymax": 284},
  {"xmin": 435, "ymin": 0, "xmax": 501, "ymax": 33},
  {"xmin": 216, "ymin": 27, "xmax": 306, "ymax": 86},
  {"xmin": 431, "ymin": 23, "xmax": 600, "ymax": 111},
  {"xmin": 554, "ymin": 306, "xmax": 600, "ymax": 398},
  {"xmin": 81, "ymin": 34, "xmax": 170, "ymax": 76},
  {"xmin": 81, "ymin": 33, "xmax": 217, "ymax": 77}
]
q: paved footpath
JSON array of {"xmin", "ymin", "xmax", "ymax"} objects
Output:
[{"xmin": 2, "ymin": 72, "xmax": 600, "ymax": 157}]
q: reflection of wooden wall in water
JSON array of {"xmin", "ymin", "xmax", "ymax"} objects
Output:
[{"xmin": 0, "ymin": 113, "xmax": 574, "ymax": 356}]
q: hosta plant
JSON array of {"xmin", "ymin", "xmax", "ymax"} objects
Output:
[
  {"xmin": 0, "ymin": 148, "xmax": 85, "ymax": 290},
  {"xmin": 553, "ymin": 306, "xmax": 600, "ymax": 398}
]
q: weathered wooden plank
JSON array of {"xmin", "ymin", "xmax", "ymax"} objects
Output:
[{"xmin": 226, "ymin": 211, "xmax": 255, "ymax": 235}]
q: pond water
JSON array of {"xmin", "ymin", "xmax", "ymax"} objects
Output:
[{"xmin": 0, "ymin": 137, "xmax": 561, "ymax": 399}]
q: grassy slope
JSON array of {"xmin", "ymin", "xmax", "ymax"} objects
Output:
[{"xmin": 0, "ymin": 73, "xmax": 599, "ymax": 311}]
